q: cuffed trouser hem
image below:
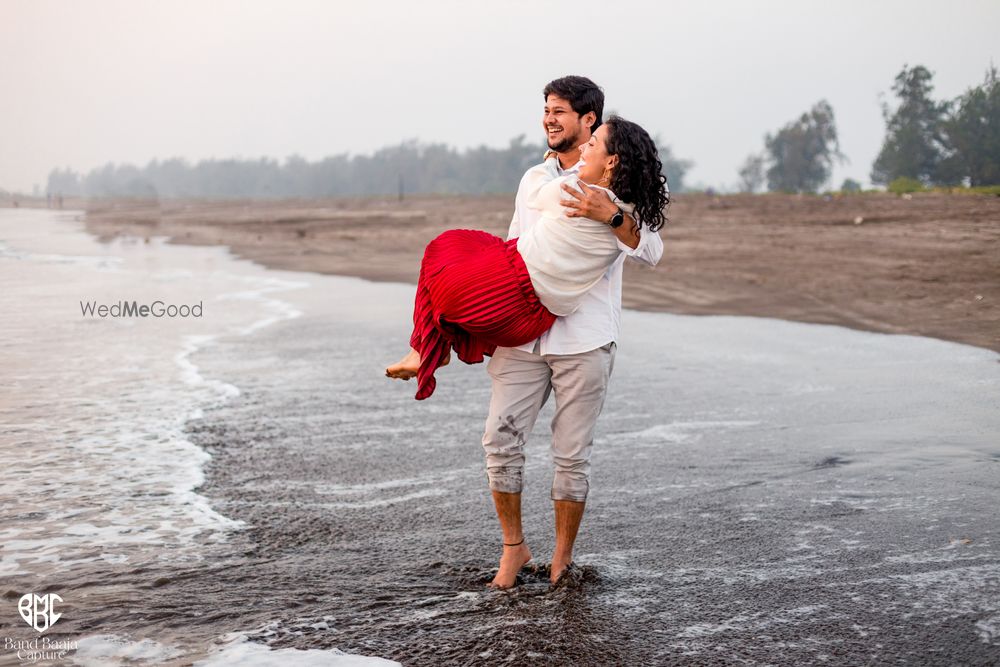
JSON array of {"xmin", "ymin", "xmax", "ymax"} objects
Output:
[
  {"xmin": 551, "ymin": 477, "xmax": 589, "ymax": 502},
  {"xmin": 486, "ymin": 467, "xmax": 523, "ymax": 495},
  {"xmin": 550, "ymin": 492, "xmax": 588, "ymax": 502}
]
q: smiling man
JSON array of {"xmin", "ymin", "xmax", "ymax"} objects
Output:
[{"xmin": 482, "ymin": 75, "xmax": 665, "ymax": 589}]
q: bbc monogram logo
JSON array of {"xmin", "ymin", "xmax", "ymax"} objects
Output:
[
  {"xmin": 3, "ymin": 594, "xmax": 76, "ymax": 663},
  {"xmin": 17, "ymin": 594, "xmax": 62, "ymax": 633}
]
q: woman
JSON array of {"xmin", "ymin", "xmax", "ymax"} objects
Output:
[{"xmin": 386, "ymin": 115, "xmax": 668, "ymax": 400}]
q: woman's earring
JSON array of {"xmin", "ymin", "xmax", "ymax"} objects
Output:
[{"xmin": 600, "ymin": 167, "xmax": 611, "ymax": 186}]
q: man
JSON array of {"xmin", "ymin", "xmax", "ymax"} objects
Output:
[{"xmin": 484, "ymin": 75, "xmax": 664, "ymax": 589}]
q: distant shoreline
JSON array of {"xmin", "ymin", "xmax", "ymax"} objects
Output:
[{"xmin": 19, "ymin": 192, "xmax": 998, "ymax": 352}]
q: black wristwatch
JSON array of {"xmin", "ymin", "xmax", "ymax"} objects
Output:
[{"xmin": 609, "ymin": 207, "xmax": 625, "ymax": 228}]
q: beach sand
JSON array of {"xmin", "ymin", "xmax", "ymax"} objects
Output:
[
  {"xmin": 3, "ymin": 205, "xmax": 998, "ymax": 665},
  {"xmin": 183, "ymin": 273, "xmax": 1000, "ymax": 665},
  {"xmin": 77, "ymin": 191, "xmax": 1000, "ymax": 352}
]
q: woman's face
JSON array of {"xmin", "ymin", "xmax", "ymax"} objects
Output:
[{"xmin": 577, "ymin": 124, "xmax": 618, "ymax": 186}]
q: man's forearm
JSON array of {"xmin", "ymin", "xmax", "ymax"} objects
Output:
[{"xmin": 612, "ymin": 213, "xmax": 640, "ymax": 249}]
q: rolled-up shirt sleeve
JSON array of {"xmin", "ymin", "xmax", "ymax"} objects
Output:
[{"xmin": 616, "ymin": 219, "xmax": 664, "ymax": 267}]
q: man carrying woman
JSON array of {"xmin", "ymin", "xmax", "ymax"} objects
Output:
[{"xmin": 386, "ymin": 75, "xmax": 666, "ymax": 589}]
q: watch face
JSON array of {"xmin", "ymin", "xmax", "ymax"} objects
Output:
[{"xmin": 611, "ymin": 212, "xmax": 624, "ymax": 227}]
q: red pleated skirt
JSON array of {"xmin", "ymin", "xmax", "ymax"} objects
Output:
[{"xmin": 408, "ymin": 229, "xmax": 557, "ymax": 400}]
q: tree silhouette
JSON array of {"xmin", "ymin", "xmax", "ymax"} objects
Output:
[
  {"xmin": 871, "ymin": 65, "xmax": 950, "ymax": 185},
  {"xmin": 764, "ymin": 100, "xmax": 843, "ymax": 193},
  {"xmin": 939, "ymin": 65, "xmax": 1000, "ymax": 186}
]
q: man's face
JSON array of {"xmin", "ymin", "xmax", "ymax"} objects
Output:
[{"xmin": 543, "ymin": 94, "xmax": 590, "ymax": 153}]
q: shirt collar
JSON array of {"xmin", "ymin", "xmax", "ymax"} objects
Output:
[{"xmin": 556, "ymin": 158, "xmax": 583, "ymax": 176}]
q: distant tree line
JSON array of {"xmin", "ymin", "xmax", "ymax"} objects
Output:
[
  {"xmin": 48, "ymin": 63, "xmax": 994, "ymax": 199},
  {"xmin": 737, "ymin": 63, "xmax": 1000, "ymax": 193},
  {"xmin": 46, "ymin": 136, "xmax": 693, "ymax": 199},
  {"xmin": 872, "ymin": 64, "xmax": 999, "ymax": 187}
]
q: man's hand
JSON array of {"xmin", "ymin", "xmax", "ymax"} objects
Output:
[{"xmin": 561, "ymin": 181, "xmax": 618, "ymax": 223}]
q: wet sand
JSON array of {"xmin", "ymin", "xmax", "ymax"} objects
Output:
[
  {"xmin": 78, "ymin": 192, "xmax": 1000, "ymax": 353},
  {"xmin": 2, "ymin": 206, "xmax": 997, "ymax": 665},
  {"xmin": 181, "ymin": 276, "xmax": 1000, "ymax": 665}
]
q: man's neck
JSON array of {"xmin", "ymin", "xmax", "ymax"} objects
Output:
[
  {"xmin": 556, "ymin": 151, "xmax": 578, "ymax": 170},
  {"xmin": 555, "ymin": 132, "xmax": 590, "ymax": 170}
]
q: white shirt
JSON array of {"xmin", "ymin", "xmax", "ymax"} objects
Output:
[
  {"xmin": 516, "ymin": 156, "xmax": 631, "ymax": 316},
  {"xmin": 506, "ymin": 158, "xmax": 665, "ymax": 356}
]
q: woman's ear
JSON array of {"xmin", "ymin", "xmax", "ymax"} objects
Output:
[{"xmin": 608, "ymin": 154, "xmax": 620, "ymax": 169}]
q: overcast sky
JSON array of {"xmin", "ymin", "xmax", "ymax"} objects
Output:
[{"xmin": 2, "ymin": 0, "xmax": 998, "ymax": 193}]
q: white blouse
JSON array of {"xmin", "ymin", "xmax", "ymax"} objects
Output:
[{"xmin": 515, "ymin": 157, "xmax": 634, "ymax": 316}]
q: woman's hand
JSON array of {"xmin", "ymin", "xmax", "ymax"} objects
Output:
[{"xmin": 561, "ymin": 181, "xmax": 619, "ymax": 223}]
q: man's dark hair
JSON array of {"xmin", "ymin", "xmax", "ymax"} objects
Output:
[{"xmin": 543, "ymin": 76, "xmax": 604, "ymax": 132}]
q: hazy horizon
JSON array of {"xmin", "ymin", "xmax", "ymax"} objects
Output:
[{"xmin": 2, "ymin": 0, "xmax": 998, "ymax": 194}]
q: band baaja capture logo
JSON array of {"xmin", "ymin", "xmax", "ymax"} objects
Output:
[
  {"xmin": 17, "ymin": 593, "xmax": 62, "ymax": 632},
  {"xmin": 4, "ymin": 594, "xmax": 78, "ymax": 663}
]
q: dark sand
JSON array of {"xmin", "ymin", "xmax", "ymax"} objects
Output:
[
  {"xmin": 79, "ymin": 192, "xmax": 1000, "ymax": 352},
  {"xmin": 1, "ymin": 198, "xmax": 996, "ymax": 665},
  {"xmin": 176, "ymin": 276, "xmax": 1000, "ymax": 665}
]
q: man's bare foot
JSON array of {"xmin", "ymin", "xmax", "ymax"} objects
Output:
[
  {"xmin": 385, "ymin": 349, "xmax": 451, "ymax": 381},
  {"xmin": 385, "ymin": 348, "xmax": 421, "ymax": 380},
  {"xmin": 487, "ymin": 541, "xmax": 532, "ymax": 590},
  {"xmin": 549, "ymin": 554, "xmax": 573, "ymax": 585}
]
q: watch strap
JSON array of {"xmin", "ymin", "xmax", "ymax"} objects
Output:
[{"xmin": 609, "ymin": 208, "xmax": 625, "ymax": 228}]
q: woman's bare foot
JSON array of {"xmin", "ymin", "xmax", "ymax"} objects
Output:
[
  {"xmin": 385, "ymin": 348, "xmax": 421, "ymax": 380},
  {"xmin": 385, "ymin": 348, "xmax": 451, "ymax": 381},
  {"xmin": 487, "ymin": 541, "xmax": 532, "ymax": 590}
]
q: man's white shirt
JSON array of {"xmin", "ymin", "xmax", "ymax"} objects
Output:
[{"xmin": 505, "ymin": 159, "xmax": 664, "ymax": 356}]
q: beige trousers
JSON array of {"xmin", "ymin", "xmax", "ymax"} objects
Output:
[{"xmin": 481, "ymin": 341, "xmax": 616, "ymax": 501}]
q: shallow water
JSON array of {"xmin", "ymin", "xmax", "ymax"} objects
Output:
[
  {"xmin": 2, "ymin": 209, "xmax": 999, "ymax": 665},
  {"xmin": 0, "ymin": 210, "xmax": 383, "ymax": 665}
]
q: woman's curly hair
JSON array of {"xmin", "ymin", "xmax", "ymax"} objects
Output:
[{"xmin": 604, "ymin": 115, "xmax": 669, "ymax": 233}]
